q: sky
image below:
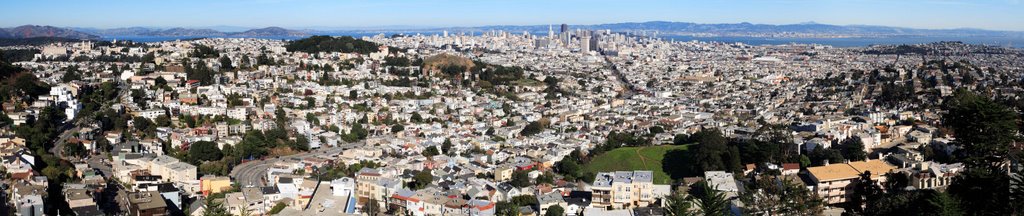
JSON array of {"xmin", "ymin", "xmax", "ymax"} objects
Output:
[{"xmin": 2, "ymin": 0, "xmax": 1023, "ymax": 31}]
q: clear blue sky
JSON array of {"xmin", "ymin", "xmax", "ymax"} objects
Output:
[{"xmin": 3, "ymin": 0, "xmax": 1023, "ymax": 31}]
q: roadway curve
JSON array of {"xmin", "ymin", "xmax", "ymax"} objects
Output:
[{"xmin": 229, "ymin": 136, "xmax": 390, "ymax": 187}]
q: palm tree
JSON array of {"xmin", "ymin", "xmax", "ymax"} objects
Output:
[
  {"xmin": 695, "ymin": 182, "xmax": 730, "ymax": 216},
  {"xmin": 364, "ymin": 198, "xmax": 381, "ymax": 216},
  {"xmin": 665, "ymin": 186, "xmax": 694, "ymax": 216},
  {"xmin": 926, "ymin": 192, "xmax": 963, "ymax": 216},
  {"xmin": 202, "ymin": 197, "xmax": 230, "ymax": 216}
]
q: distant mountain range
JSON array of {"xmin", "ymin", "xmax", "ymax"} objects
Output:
[
  {"xmin": 0, "ymin": 25, "xmax": 101, "ymax": 40},
  {"xmin": 2, "ymin": 22, "xmax": 1023, "ymax": 41},
  {"xmin": 0, "ymin": 25, "xmax": 310, "ymax": 40},
  {"xmin": 72, "ymin": 26, "xmax": 309, "ymax": 37}
]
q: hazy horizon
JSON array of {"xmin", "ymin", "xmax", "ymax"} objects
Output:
[
  {"xmin": 7, "ymin": 20, "xmax": 1024, "ymax": 34},
  {"xmin": 3, "ymin": 0, "xmax": 1023, "ymax": 31}
]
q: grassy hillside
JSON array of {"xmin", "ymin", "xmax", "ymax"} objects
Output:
[
  {"xmin": 422, "ymin": 53, "xmax": 475, "ymax": 74},
  {"xmin": 584, "ymin": 145, "xmax": 689, "ymax": 184}
]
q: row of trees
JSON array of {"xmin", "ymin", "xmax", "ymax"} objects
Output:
[{"xmin": 285, "ymin": 36, "xmax": 382, "ymax": 54}]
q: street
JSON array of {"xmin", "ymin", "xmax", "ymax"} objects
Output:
[{"xmin": 228, "ymin": 137, "xmax": 382, "ymax": 187}]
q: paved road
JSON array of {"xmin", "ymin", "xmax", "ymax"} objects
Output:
[
  {"xmin": 228, "ymin": 136, "xmax": 387, "ymax": 187},
  {"xmin": 51, "ymin": 81, "xmax": 127, "ymax": 160},
  {"xmin": 87, "ymin": 152, "xmax": 113, "ymax": 176},
  {"xmin": 604, "ymin": 56, "xmax": 638, "ymax": 99},
  {"xmin": 49, "ymin": 119, "xmax": 86, "ymax": 159}
]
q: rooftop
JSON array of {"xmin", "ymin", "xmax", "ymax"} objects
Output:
[{"xmin": 807, "ymin": 160, "xmax": 897, "ymax": 182}]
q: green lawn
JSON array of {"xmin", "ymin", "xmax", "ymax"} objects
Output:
[{"xmin": 584, "ymin": 145, "xmax": 689, "ymax": 184}]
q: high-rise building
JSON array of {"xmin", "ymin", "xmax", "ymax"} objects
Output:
[
  {"xmin": 560, "ymin": 24, "xmax": 569, "ymax": 33},
  {"xmin": 548, "ymin": 25, "xmax": 555, "ymax": 39},
  {"xmin": 580, "ymin": 35, "xmax": 590, "ymax": 53}
]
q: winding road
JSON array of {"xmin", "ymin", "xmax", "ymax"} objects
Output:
[{"xmin": 229, "ymin": 135, "xmax": 391, "ymax": 187}]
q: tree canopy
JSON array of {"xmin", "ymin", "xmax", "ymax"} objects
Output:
[
  {"xmin": 189, "ymin": 141, "xmax": 223, "ymax": 163},
  {"xmin": 286, "ymin": 36, "xmax": 381, "ymax": 54}
]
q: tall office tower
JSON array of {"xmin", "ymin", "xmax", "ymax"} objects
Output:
[
  {"xmin": 589, "ymin": 34, "xmax": 600, "ymax": 52},
  {"xmin": 560, "ymin": 24, "xmax": 569, "ymax": 33},
  {"xmin": 561, "ymin": 31, "xmax": 571, "ymax": 47},
  {"xmin": 580, "ymin": 35, "xmax": 590, "ymax": 53},
  {"xmin": 548, "ymin": 25, "xmax": 555, "ymax": 39}
]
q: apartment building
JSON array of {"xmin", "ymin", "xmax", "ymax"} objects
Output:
[
  {"xmin": 591, "ymin": 171, "xmax": 654, "ymax": 209},
  {"xmin": 805, "ymin": 160, "xmax": 896, "ymax": 204},
  {"xmin": 148, "ymin": 155, "xmax": 197, "ymax": 185}
]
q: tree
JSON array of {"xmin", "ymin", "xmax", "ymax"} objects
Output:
[
  {"xmin": 509, "ymin": 195, "xmax": 539, "ymax": 206},
  {"xmin": 925, "ymin": 192, "xmax": 963, "ymax": 216},
  {"xmin": 555, "ymin": 158, "xmax": 582, "ymax": 181},
  {"xmin": 133, "ymin": 116, "xmax": 153, "ymax": 133},
  {"xmin": 268, "ymin": 202, "xmax": 287, "ymax": 214},
  {"xmin": 190, "ymin": 44, "xmax": 220, "ymax": 58},
  {"xmin": 292, "ymin": 135, "xmax": 310, "ymax": 151},
  {"xmin": 409, "ymin": 169, "xmax": 433, "ymax": 190},
  {"xmin": 202, "ymin": 198, "xmax": 230, "ymax": 216},
  {"xmin": 189, "ymin": 141, "xmax": 223, "ymax": 163},
  {"xmin": 153, "ymin": 76, "xmax": 168, "ymax": 89},
  {"xmin": 421, "ymin": 146, "xmax": 440, "ymax": 157},
  {"xmin": 142, "ymin": 52, "xmax": 155, "ymax": 63},
  {"xmin": 942, "ymin": 90, "xmax": 1017, "ymax": 215},
  {"xmin": 807, "ymin": 147, "xmax": 845, "ymax": 166},
  {"xmin": 840, "ymin": 138, "xmax": 867, "ymax": 161},
  {"xmin": 391, "ymin": 124, "xmax": 404, "ymax": 133},
  {"xmin": 943, "ymin": 89, "xmax": 1018, "ymax": 168},
  {"xmin": 495, "ymin": 201, "xmax": 518, "ymax": 216},
  {"xmin": 441, "ymin": 138, "xmax": 453, "ymax": 155},
  {"xmin": 536, "ymin": 172, "xmax": 555, "ymax": 185},
  {"xmin": 694, "ymin": 182, "xmax": 729, "ymax": 216},
  {"xmin": 199, "ymin": 160, "xmax": 228, "ymax": 176},
  {"xmin": 664, "ymin": 187, "xmax": 694, "ymax": 216},
  {"xmin": 218, "ymin": 56, "xmax": 233, "ymax": 70},
  {"xmin": 509, "ymin": 170, "xmax": 531, "ymax": 187},
  {"xmin": 739, "ymin": 174, "xmax": 823, "ymax": 215},
  {"xmin": 63, "ymin": 142, "xmax": 87, "ymax": 158},
  {"xmin": 673, "ymin": 134, "xmax": 691, "ymax": 145},
  {"xmin": 285, "ymin": 36, "xmax": 381, "ymax": 54},
  {"xmin": 411, "ymin": 112, "xmax": 423, "ymax": 123},
  {"xmin": 364, "ymin": 198, "xmax": 381, "ymax": 216},
  {"xmin": 544, "ymin": 205, "xmax": 564, "ymax": 216},
  {"xmin": 520, "ymin": 121, "xmax": 544, "ymax": 136},
  {"xmin": 649, "ymin": 125, "xmax": 666, "ymax": 134},
  {"xmin": 154, "ymin": 114, "xmax": 171, "ymax": 127},
  {"xmin": 350, "ymin": 123, "xmax": 368, "ymax": 140},
  {"xmin": 685, "ymin": 128, "xmax": 732, "ymax": 174},
  {"xmin": 62, "ymin": 66, "xmax": 82, "ymax": 82},
  {"xmin": 850, "ymin": 171, "xmax": 883, "ymax": 213},
  {"xmin": 948, "ymin": 167, "xmax": 1010, "ymax": 215}
]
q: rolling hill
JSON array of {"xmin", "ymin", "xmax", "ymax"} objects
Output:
[
  {"xmin": 584, "ymin": 145, "xmax": 689, "ymax": 184},
  {"xmin": 0, "ymin": 25, "xmax": 99, "ymax": 40}
]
